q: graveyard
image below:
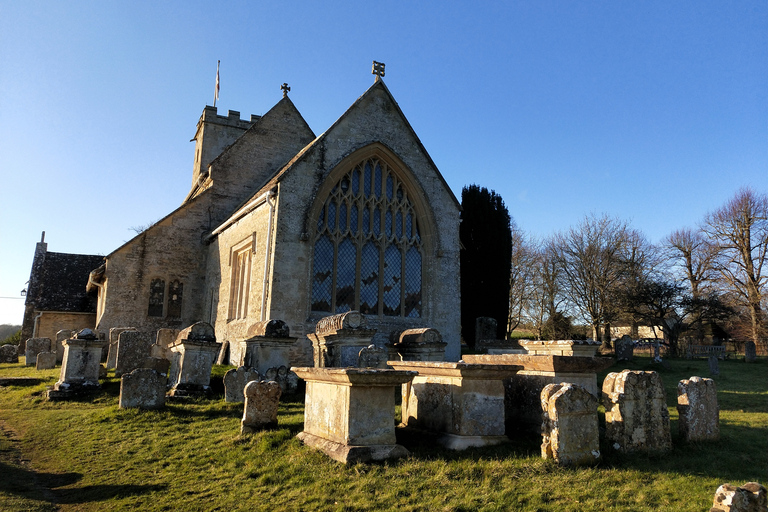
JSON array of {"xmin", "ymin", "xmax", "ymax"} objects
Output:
[{"xmin": 0, "ymin": 345, "xmax": 766, "ymax": 511}]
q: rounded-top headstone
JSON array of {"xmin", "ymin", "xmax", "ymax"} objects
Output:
[{"xmin": 246, "ymin": 319, "xmax": 290, "ymax": 338}]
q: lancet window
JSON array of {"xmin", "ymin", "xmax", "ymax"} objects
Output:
[{"xmin": 311, "ymin": 157, "xmax": 423, "ymax": 317}]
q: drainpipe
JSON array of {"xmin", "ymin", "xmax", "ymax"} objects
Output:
[
  {"xmin": 32, "ymin": 311, "xmax": 43, "ymax": 338},
  {"xmin": 260, "ymin": 191, "xmax": 276, "ymax": 321}
]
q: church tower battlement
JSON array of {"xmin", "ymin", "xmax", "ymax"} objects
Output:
[{"xmin": 190, "ymin": 106, "xmax": 261, "ymax": 193}]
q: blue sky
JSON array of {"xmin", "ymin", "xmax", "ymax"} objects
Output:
[{"xmin": 1, "ymin": 1, "xmax": 766, "ymax": 325}]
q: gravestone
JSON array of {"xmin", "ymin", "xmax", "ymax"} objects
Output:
[
  {"xmin": 25, "ymin": 338, "xmax": 51, "ymax": 366},
  {"xmin": 358, "ymin": 344, "xmax": 388, "ymax": 369},
  {"xmin": 36, "ymin": 352, "xmax": 57, "ymax": 370},
  {"xmin": 475, "ymin": 317, "xmax": 497, "ymax": 344},
  {"xmin": 709, "ymin": 355, "xmax": 720, "ymax": 376},
  {"xmin": 119, "ymin": 368, "xmax": 166, "ymax": 409},
  {"xmin": 652, "ymin": 340, "xmax": 661, "ymax": 362},
  {"xmin": 602, "ymin": 369, "xmax": 672, "ymax": 453},
  {"xmin": 615, "ymin": 335, "xmax": 634, "ymax": 361},
  {"xmin": 115, "ymin": 331, "xmax": 154, "ymax": 377},
  {"xmin": 223, "ymin": 367, "xmax": 260, "ymax": 403},
  {"xmin": 745, "ymin": 341, "xmax": 757, "ymax": 363},
  {"xmin": 216, "ymin": 340, "xmax": 230, "ymax": 365},
  {"xmin": 677, "ymin": 376, "xmax": 719, "ymax": 442},
  {"xmin": 0, "ymin": 344, "xmax": 19, "ymax": 363},
  {"xmin": 167, "ymin": 322, "xmax": 221, "ymax": 397},
  {"xmin": 710, "ymin": 482, "xmax": 767, "ymax": 512},
  {"xmin": 107, "ymin": 327, "xmax": 136, "ymax": 369},
  {"xmin": 234, "ymin": 319, "xmax": 296, "ymax": 372},
  {"xmin": 540, "ymin": 382, "xmax": 600, "ymax": 466},
  {"xmin": 241, "ymin": 380, "xmax": 282, "ymax": 433},
  {"xmin": 142, "ymin": 356, "xmax": 171, "ymax": 376},
  {"xmin": 55, "ymin": 330, "xmax": 72, "ymax": 363},
  {"xmin": 155, "ymin": 328, "xmax": 180, "ymax": 359}
]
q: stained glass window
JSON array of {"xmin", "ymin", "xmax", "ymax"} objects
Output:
[{"xmin": 310, "ymin": 156, "xmax": 423, "ymax": 317}]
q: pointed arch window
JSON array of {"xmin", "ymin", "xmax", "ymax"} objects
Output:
[{"xmin": 311, "ymin": 157, "xmax": 423, "ymax": 317}]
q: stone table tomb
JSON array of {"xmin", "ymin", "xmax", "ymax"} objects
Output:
[
  {"xmin": 167, "ymin": 322, "xmax": 222, "ymax": 397},
  {"xmin": 309, "ymin": 311, "xmax": 376, "ymax": 367},
  {"xmin": 390, "ymin": 360, "xmax": 521, "ymax": 450},
  {"xmin": 48, "ymin": 329, "xmax": 107, "ymax": 399},
  {"xmin": 292, "ymin": 367, "xmax": 416, "ymax": 464},
  {"xmin": 388, "ymin": 328, "xmax": 447, "ymax": 362}
]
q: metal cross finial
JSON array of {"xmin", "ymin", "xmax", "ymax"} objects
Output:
[
  {"xmin": 372, "ymin": 61, "xmax": 385, "ymax": 81},
  {"xmin": 281, "ymin": 83, "xmax": 290, "ymax": 97}
]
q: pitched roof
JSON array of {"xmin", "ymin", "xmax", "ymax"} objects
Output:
[{"xmin": 30, "ymin": 252, "xmax": 104, "ymax": 313}]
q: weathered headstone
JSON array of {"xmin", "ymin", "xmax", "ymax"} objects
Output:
[
  {"xmin": 615, "ymin": 335, "xmax": 634, "ymax": 361},
  {"xmin": 709, "ymin": 355, "xmax": 720, "ymax": 376},
  {"xmin": 223, "ymin": 367, "xmax": 260, "ymax": 403},
  {"xmin": 677, "ymin": 376, "xmax": 719, "ymax": 442},
  {"xmin": 25, "ymin": 338, "xmax": 51, "ymax": 366},
  {"xmin": 540, "ymin": 382, "xmax": 600, "ymax": 466},
  {"xmin": 119, "ymin": 368, "xmax": 167, "ymax": 410},
  {"xmin": 115, "ymin": 331, "xmax": 154, "ymax": 377},
  {"xmin": 358, "ymin": 344, "xmax": 388, "ymax": 369},
  {"xmin": 475, "ymin": 317, "xmax": 497, "ymax": 344},
  {"xmin": 36, "ymin": 352, "xmax": 57, "ymax": 370},
  {"xmin": 240, "ymin": 380, "xmax": 282, "ymax": 433},
  {"xmin": 141, "ymin": 356, "xmax": 171, "ymax": 376},
  {"xmin": 710, "ymin": 482, "xmax": 767, "ymax": 512},
  {"xmin": 107, "ymin": 327, "xmax": 136, "ymax": 369},
  {"xmin": 745, "ymin": 341, "xmax": 757, "ymax": 363},
  {"xmin": 602, "ymin": 369, "xmax": 672, "ymax": 453},
  {"xmin": 0, "ymin": 344, "xmax": 19, "ymax": 363},
  {"xmin": 55, "ymin": 330, "xmax": 72, "ymax": 363}
]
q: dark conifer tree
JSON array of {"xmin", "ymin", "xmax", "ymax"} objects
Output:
[{"xmin": 460, "ymin": 185, "xmax": 513, "ymax": 347}]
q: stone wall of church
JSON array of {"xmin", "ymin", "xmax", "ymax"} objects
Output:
[
  {"xmin": 96, "ymin": 196, "xmax": 213, "ymax": 334},
  {"xmin": 35, "ymin": 311, "xmax": 96, "ymax": 342},
  {"xmin": 264, "ymin": 84, "xmax": 462, "ymax": 361}
]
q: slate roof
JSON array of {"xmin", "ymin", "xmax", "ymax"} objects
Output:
[{"xmin": 29, "ymin": 252, "xmax": 104, "ymax": 313}]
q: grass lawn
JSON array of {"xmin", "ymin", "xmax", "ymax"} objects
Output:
[{"xmin": 0, "ymin": 355, "xmax": 766, "ymax": 511}]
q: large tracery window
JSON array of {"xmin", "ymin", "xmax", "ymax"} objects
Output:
[{"xmin": 311, "ymin": 157, "xmax": 423, "ymax": 317}]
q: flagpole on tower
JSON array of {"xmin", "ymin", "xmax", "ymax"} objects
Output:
[{"xmin": 214, "ymin": 60, "xmax": 220, "ymax": 107}]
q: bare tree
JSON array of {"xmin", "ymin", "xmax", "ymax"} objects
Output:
[
  {"xmin": 507, "ymin": 229, "xmax": 535, "ymax": 334},
  {"xmin": 702, "ymin": 187, "xmax": 768, "ymax": 344},
  {"xmin": 552, "ymin": 214, "xmax": 630, "ymax": 346},
  {"xmin": 520, "ymin": 239, "xmax": 566, "ymax": 340},
  {"xmin": 665, "ymin": 228, "xmax": 717, "ymax": 299}
]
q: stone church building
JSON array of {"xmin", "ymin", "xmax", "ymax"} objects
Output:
[{"xmin": 84, "ymin": 77, "xmax": 462, "ymax": 362}]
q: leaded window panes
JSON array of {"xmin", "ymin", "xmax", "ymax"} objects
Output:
[
  {"xmin": 167, "ymin": 280, "xmax": 183, "ymax": 318},
  {"xmin": 311, "ymin": 157, "xmax": 423, "ymax": 317},
  {"xmin": 228, "ymin": 243, "xmax": 252, "ymax": 321},
  {"xmin": 148, "ymin": 278, "xmax": 165, "ymax": 317}
]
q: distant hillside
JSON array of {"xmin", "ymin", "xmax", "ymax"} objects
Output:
[{"xmin": 0, "ymin": 324, "xmax": 21, "ymax": 342}]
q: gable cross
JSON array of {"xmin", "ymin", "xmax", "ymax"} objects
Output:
[
  {"xmin": 281, "ymin": 83, "xmax": 290, "ymax": 97},
  {"xmin": 371, "ymin": 61, "xmax": 385, "ymax": 81}
]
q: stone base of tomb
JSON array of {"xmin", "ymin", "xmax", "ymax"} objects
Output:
[
  {"xmin": 296, "ymin": 431, "xmax": 410, "ymax": 464},
  {"xmin": 46, "ymin": 381, "xmax": 101, "ymax": 401},
  {"xmin": 167, "ymin": 383, "xmax": 212, "ymax": 398}
]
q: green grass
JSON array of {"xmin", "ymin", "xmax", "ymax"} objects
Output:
[{"xmin": 0, "ymin": 358, "xmax": 766, "ymax": 511}]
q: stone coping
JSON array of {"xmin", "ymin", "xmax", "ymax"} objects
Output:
[
  {"xmin": 388, "ymin": 361, "xmax": 522, "ymax": 379},
  {"xmin": 291, "ymin": 367, "xmax": 417, "ymax": 386},
  {"xmin": 461, "ymin": 354, "xmax": 614, "ymax": 373},
  {"xmin": 62, "ymin": 338, "xmax": 107, "ymax": 348}
]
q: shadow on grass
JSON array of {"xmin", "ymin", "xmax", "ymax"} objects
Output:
[
  {"xmin": 52, "ymin": 483, "xmax": 168, "ymax": 505},
  {"xmin": 0, "ymin": 461, "xmax": 81, "ymax": 500}
]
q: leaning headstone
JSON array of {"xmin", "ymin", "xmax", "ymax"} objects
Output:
[
  {"xmin": 119, "ymin": 368, "xmax": 166, "ymax": 410},
  {"xmin": 216, "ymin": 340, "xmax": 230, "ymax": 365},
  {"xmin": 678, "ymin": 376, "xmax": 719, "ymax": 442},
  {"xmin": 36, "ymin": 352, "xmax": 57, "ymax": 370},
  {"xmin": 0, "ymin": 344, "xmax": 19, "ymax": 363},
  {"xmin": 745, "ymin": 341, "xmax": 757, "ymax": 363},
  {"xmin": 615, "ymin": 335, "xmax": 634, "ymax": 361},
  {"xmin": 710, "ymin": 482, "xmax": 767, "ymax": 512},
  {"xmin": 223, "ymin": 367, "xmax": 260, "ymax": 403},
  {"xmin": 107, "ymin": 327, "xmax": 136, "ymax": 369},
  {"xmin": 25, "ymin": 338, "xmax": 51, "ymax": 366},
  {"xmin": 54, "ymin": 330, "xmax": 72, "ymax": 363},
  {"xmin": 602, "ymin": 369, "xmax": 672, "ymax": 453},
  {"xmin": 540, "ymin": 382, "xmax": 600, "ymax": 466},
  {"xmin": 115, "ymin": 331, "xmax": 154, "ymax": 377},
  {"xmin": 240, "ymin": 380, "xmax": 282, "ymax": 433},
  {"xmin": 358, "ymin": 344, "xmax": 388, "ymax": 369},
  {"xmin": 709, "ymin": 355, "xmax": 720, "ymax": 376}
]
